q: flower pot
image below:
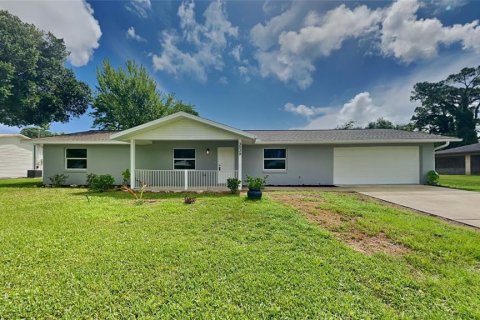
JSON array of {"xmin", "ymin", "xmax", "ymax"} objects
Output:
[{"xmin": 247, "ymin": 188, "xmax": 262, "ymax": 200}]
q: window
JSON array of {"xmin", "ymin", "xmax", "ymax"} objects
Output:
[
  {"xmin": 263, "ymin": 148, "xmax": 286, "ymax": 170},
  {"xmin": 173, "ymin": 149, "xmax": 195, "ymax": 170},
  {"xmin": 65, "ymin": 148, "xmax": 87, "ymax": 170}
]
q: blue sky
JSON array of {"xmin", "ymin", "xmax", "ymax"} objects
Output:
[{"xmin": 1, "ymin": 0, "xmax": 479, "ymax": 133}]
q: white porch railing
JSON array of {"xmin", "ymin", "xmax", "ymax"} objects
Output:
[{"xmin": 135, "ymin": 169, "xmax": 238, "ymax": 190}]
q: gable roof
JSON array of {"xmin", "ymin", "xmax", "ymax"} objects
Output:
[
  {"xmin": 110, "ymin": 112, "xmax": 257, "ymax": 141},
  {"xmin": 246, "ymin": 129, "xmax": 461, "ymax": 144},
  {"xmin": 436, "ymin": 143, "xmax": 480, "ymax": 155},
  {"xmin": 30, "ymin": 112, "xmax": 460, "ymax": 145}
]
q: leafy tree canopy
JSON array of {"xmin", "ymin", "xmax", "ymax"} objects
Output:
[
  {"xmin": 20, "ymin": 125, "xmax": 59, "ymax": 138},
  {"xmin": 366, "ymin": 118, "xmax": 395, "ymax": 129},
  {"xmin": 0, "ymin": 11, "xmax": 91, "ymax": 127},
  {"xmin": 411, "ymin": 66, "xmax": 480, "ymax": 146},
  {"xmin": 91, "ymin": 60, "xmax": 197, "ymax": 130}
]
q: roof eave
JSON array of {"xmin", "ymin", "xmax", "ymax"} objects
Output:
[{"xmin": 254, "ymin": 138, "xmax": 462, "ymax": 145}]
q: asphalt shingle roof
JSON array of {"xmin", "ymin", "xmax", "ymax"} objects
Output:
[
  {"xmin": 33, "ymin": 128, "xmax": 457, "ymax": 144},
  {"xmin": 436, "ymin": 143, "xmax": 480, "ymax": 155},
  {"xmin": 33, "ymin": 130, "xmax": 116, "ymax": 142},
  {"xmin": 244, "ymin": 129, "xmax": 456, "ymax": 142}
]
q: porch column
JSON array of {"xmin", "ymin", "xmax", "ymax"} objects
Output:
[
  {"xmin": 465, "ymin": 154, "xmax": 471, "ymax": 175},
  {"xmin": 130, "ymin": 139, "xmax": 136, "ymax": 188},
  {"xmin": 238, "ymin": 139, "xmax": 243, "ymax": 189}
]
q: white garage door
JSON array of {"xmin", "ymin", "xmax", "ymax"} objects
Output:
[{"xmin": 333, "ymin": 146, "xmax": 420, "ymax": 185}]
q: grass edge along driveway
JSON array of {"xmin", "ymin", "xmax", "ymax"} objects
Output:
[
  {"xmin": 439, "ymin": 174, "xmax": 480, "ymax": 192},
  {"xmin": 0, "ymin": 179, "xmax": 479, "ymax": 318}
]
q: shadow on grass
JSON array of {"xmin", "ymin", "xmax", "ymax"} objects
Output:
[{"xmin": 0, "ymin": 178, "xmax": 43, "ymax": 188}]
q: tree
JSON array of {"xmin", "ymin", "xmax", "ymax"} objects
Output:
[
  {"xmin": 0, "ymin": 11, "xmax": 91, "ymax": 127},
  {"xmin": 366, "ymin": 118, "xmax": 395, "ymax": 129},
  {"xmin": 410, "ymin": 66, "xmax": 480, "ymax": 146},
  {"xmin": 336, "ymin": 120, "xmax": 360, "ymax": 130},
  {"xmin": 91, "ymin": 60, "xmax": 197, "ymax": 130},
  {"xmin": 20, "ymin": 126, "xmax": 57, "ymax": 138}
]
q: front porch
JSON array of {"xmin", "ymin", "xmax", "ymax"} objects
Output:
[
  {"xmin": 130, "ymin": 140, "xmax": 243, "ymax": 191},
  {"xmin": 135, "ymin": 169, "xmax": 239, "ymax": 191}
]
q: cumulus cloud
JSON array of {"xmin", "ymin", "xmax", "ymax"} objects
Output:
[
  {"xmin": 380, "ymin": 0, "xmax": 480, "ymax": 62},
  {"xmin": 152, "ymin": 0, "xmax": 237, "ymax": 82},
  {"xmin": 251, "ymin": 0, "xmax": 480, "ymax": 89},
  {"xmin": 0, "ymin": 0, "xmax": 101, "ymax": 67},
  {"xmin": 292, "ymin": 52, "xmax": 479, "ymax": 129},
  {"xmin": 126, "ymin": 26, "xmax": 146, "ymax": 42},
  {"xmin": 284, "ymin": 102, "xmax": 326, "ymax": 118},
  {"xmin": 126, "ymin": 0, "xmax": 152, "ymax": 18}
]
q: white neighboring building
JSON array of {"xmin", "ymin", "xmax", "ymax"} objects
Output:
[{"xmin": 0, "ymin": 134, "xmax": 43, "ymax": 178}]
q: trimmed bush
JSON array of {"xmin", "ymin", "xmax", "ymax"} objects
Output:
[
  {"xmin": 227, "ymin": 178, "xmax": 241, "ymax": 194},
  {"xmin": 426, "ymin": 170, "xmax": 440, "ymax": 186},
  {"xmin": 88, "ymin": 174, "xmax": 115, "ymax": 192}
]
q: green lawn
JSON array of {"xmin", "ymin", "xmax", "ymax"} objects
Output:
[
  {"xmin": 439, "ymin": 174, "xmax": 480, "ymax": 192},
  {"xmin": 0, "ymin": 179, "xmax": 479, "ymax": 318}
]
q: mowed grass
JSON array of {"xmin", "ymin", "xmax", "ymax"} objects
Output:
[
  {"xmin": 0, "ymin": 179, "xmax": 479, "ymax": 318},
  {"xmin": 439, "ymin": 174, "xmax": 480, "ymax": 192}
]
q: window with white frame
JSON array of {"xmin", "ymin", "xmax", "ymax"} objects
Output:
[
  {"xmin": 65, "ymin": 148, "xmax": 87, "ymax": 169},
  {"xmin": 263, "ymin": 148, "xmax": 286, "ymax": 170},
  {"xmin": 173, "ymin": 149, "xmax": 196, "ymax": 170}
]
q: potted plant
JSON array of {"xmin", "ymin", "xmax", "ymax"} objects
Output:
[{"xmin": 246, "ymin": 175, "xmax": 268, "ymax": 200}]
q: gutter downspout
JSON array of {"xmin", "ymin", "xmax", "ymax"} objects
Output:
[{"xmin": 434, "ymin": 141, "xmax": 450, "ymax": 151}]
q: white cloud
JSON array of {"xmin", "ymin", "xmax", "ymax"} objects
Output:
[
  {"xmin": 0, "ymin": 0, "xmax": 101, "ymax": 67},
  {"xmin": 152, "ymin": 0, "xmax": 238, "ymax": 82},
  {"xmin": 380, "ymin": 0, "xmax": 480, "ymax": 62},
  {"xmin": 230, "ymin": 45, "xmax": 242, "ymax": 62},
  {"xmin": 126, "ymin": 0, "xmax": 152, "ymax": 18},
  {"xmin": 251, "ymin": 0, "xmax": 480, "ymax": 89},
  {"xmin": 126, "ymin": 27, "xmax": 146, "ymax": 42},
  {"xmin": 284, "ymin": 102, "xmax": 326, "ymax": 118},
  {"xmin": 293, "ymin": 52, "xmax": 479, "ymax": 129}
]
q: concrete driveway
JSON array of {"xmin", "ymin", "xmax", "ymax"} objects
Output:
[{"xmin": 353, "ymin": 185, "xmax": 480, "ymax": 228}]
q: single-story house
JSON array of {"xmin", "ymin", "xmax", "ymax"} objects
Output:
[
  {"xmin": 32, "ymin": 112, "xmax": 459, "ymax": 189},
  {"xmin": 436, "ymin": 143, "xmax": 480, "ymax": 175},
  {"xmin": 0, "ymin": 134, "xmax": 43, "ymax": 178}
]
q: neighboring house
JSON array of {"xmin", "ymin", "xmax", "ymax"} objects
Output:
[
  {"xmin": 32, "ymin": 112, "xmax": 459, "ymax": 189},
  {"xmin": 0, "ymin": 134, "xmax": 43, "ymax": 178},
  {"xmin": 436, "ymin": 143, "xmax": 480, "ymax": 175}
]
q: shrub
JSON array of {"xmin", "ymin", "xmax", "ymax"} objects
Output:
[
  {"xmin": 246, "ymin": 175, "xmax": 268, "ymax": 190},
  {"xmin": 49, "ymin": 174, "xmax": 68, "ymax": 187},
  {"xmin": 426, "ymin": 170, "xmax": 440, "ymax": 186},
  {"xmin": 86, "ymin": 173, "xmax": 97, "ymax": 186},
  {"xmin": 184, "ymin": 196, "xmax": 196, "ymax": 204},
  {"xmin": 88, "ymin": 174, "xmax": 115, "ymax": 192},
  {"xmin": 121, "ymin": 169, "xmax": 130, "ymax": 186},
  {"xmin": 121, "ymin": 183, "xmax": 148, "ymax": 205},
  {"xmin": 227, "ymin": 178, "xmax": 241, "ymax": 194}
]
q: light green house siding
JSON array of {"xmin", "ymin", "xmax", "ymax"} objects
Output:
[
  {"xmin": 43, "ymin": 144, "xmax": 130, "ymax": 185},
  {"xmin": 43, "ymin": 142, "xmax": 436, "ymax": 186}
]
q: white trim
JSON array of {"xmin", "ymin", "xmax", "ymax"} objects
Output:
[
  {"xmin": 65, "ymin": 148, "xmax": 87, "ymax": 171},
  {"xmin": 111, "ymin": 112, "xmax": 257, "ymax": 141},
  {"xmin": 173, "ymin": 148, "xmax": 196, "ymax": 170},
  {"xmin": 263, "ymin": 148, "xmax": 287, "ymax": 172},
  {"xmin": 130, "ymin": 139, "xmax": 136, "ymax": 188}
]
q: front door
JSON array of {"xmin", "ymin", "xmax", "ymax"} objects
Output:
[{"xmin": 217, "ymin": 147, "xmax": 235, "ymax": 184}]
